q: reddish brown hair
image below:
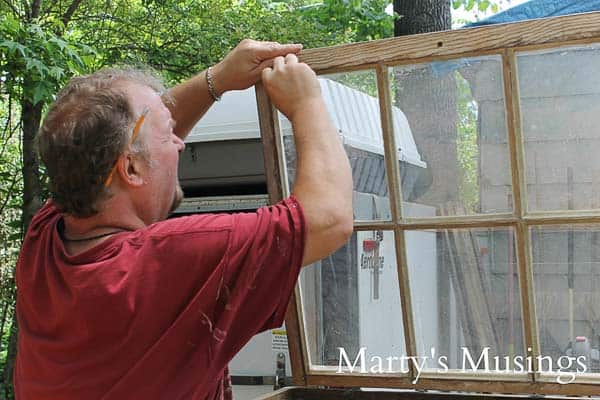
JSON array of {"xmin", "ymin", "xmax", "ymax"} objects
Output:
[{"xmin": 37, "ymin": 68, "xmax": 165, "ymax": 217}]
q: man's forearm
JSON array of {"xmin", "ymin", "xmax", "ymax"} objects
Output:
[
  {"xmin": 163, "ymin": 40, "xmax": 302, "ymax": 140},
  {"xmin": 290, "ymin": 99, "xmax": 354, "ymax": 266},
  {"xmin": 164, "ymin": 69, "xmax": 217, "ymax": 141}
]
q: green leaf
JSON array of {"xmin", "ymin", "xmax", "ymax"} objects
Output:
[
  {"xmin": 48, "ymin": 66, "xmax": 65, "ymax": 81},
  {"xmin": 48, "ymin": 37, "xmax": 68, "ymax": 51},
  {"xmin": 8, "ymin": 232, "xmax": 22, "ymax": 241},
  {"xmin": 478, "ymin": 0, "xmax": 490, "ymax": 12},
  {"xmin": 0, "ymin": 41, "xmax": 27, "ymax": 58},
  {"xmin": 32, "ymin": 84, "xmax": 49, "ymax": 105},
  {"xmin": 7, "ymin": 220, "xmax": 20, "ymax": 229},
  {"xmin": 25, "ymin": 58, "xmax": 48, "ymax": 76}
]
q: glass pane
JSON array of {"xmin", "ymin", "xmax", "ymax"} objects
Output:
[
  {"xmin": 517, "ymin": 44, "xmax": 600, "ymax": 212},
  {"xmin": 280, "ymin": 70, "xmax": 392, "ymax": 221},
  {"xmin": 390, "ymin": 56, "xmax": 513, "ymax": 217},
  {"xmin": 300, "ymin": 230, "xmax": 407, "ymax": 372},
  {"xmin": 407, "ymin": 227, "xmax": 525, "ymax": 373},
  {"xmin": 532, "ymin": 225, "xmax": 600, "ymax": 377}
]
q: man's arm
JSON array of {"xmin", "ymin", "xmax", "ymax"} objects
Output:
[
  {"xmin": 262, "ymin": 55, "xmax": 353, "ymax": 266},
  {"xmin": 164, "ymin": 40, "xmax": 302, "ymax": 140}
]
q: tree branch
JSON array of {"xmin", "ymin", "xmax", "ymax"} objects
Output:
[
  {"xmin": 30, "ymin": 0, "xmax": 41, "ymax": 19},
  {"xmin": 61, "ymin": 0, "xmax": 85, "ymax": 29},
  {"xmin": 1, "ymin": 0, "xmax": 20, "ymax": 17},
  {"xmin": 21, "ymin": 0, "xmax": 31, "ymax": 20}
]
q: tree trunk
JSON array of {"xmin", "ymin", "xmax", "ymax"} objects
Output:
[
  {"xmin": 20, "ymin": 100, "xmax": 45, "ymax": 231},
  {"xmin": 392, "ymin": 0, "xmax": 456, "ymax": 362},
  {"xmin": 3, "ymin": 99, "xmax": 44, "ymax": 393},
  {"xmin": 394, "ymin": 0, "xmax": 451, "ymax": 36},
  {"xmin": 392, "ymin": 0, "xmax": 457, "ymax": 206}
]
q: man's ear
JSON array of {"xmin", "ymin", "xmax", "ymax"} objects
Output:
[{"xmin": 117, "ymin": 154, "xmax": 145, "ymax": 187}]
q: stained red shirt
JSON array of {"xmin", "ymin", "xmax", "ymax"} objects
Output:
[{"xmin": 15, "ymin": 197, "xmax": 305, "ymax": 399}]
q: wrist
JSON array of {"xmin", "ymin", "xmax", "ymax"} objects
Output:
[
  {"xmin": 208, "ymin": 62, "xmax": 227, "ymax": 97},
  {"xmin": 289, "ymin": 97, "xmax": 325, "ymax": 122},
  {"xmin": 206, "ymin": 66, "xmax": 222, "ymax": 101}
]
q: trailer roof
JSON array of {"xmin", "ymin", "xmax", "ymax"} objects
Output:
[{"xmin": 186, "ymin": 78, "xmax": 426, "ymax": 168}]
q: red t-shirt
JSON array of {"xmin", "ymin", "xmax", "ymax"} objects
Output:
[{"xmin": 14, "ymin": 197, "xmax": 305, "ymax": 399}]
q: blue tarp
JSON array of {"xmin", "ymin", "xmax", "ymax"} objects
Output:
[
  {"xmin": 429, "ymin": 1, "xmax": 600, "ymax": 77},
  {"xmin": 465, "ymin": 0, "xmax": 600, "ymax": 27}
]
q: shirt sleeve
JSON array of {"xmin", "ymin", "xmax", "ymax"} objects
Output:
[
  {"xmin": 76, "ymin": 196, "xmax": 305, "ymax": 397},
  {"xmin": 209, "ymin": 196, "xmax": 306, "ymax": 369}
]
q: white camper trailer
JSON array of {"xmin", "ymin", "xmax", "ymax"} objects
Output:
[{"xmin": 176, "ymin": 78, "xmax": 437, "ymax": 380}]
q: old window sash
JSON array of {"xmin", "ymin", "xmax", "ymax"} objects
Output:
[{"xmin": 256, "ymin": 11, "xmax": 600, "ymax": 396}]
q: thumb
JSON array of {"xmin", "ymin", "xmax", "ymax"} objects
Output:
[{"xmin": 255, "ymin": 58, "xmax": 275, "ymax": 72}]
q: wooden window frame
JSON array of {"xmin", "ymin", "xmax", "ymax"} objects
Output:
[{"xmin": 256, "ymin": 12, "xmax": 600, "ymax": 396}]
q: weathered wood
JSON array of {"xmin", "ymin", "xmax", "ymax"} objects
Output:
[
  {"xmin": 256, "ymin": 84, "xmax": 284, "ymax": 205},
  {"xmin": 256, "ymin": 84, "xmax": 308, "ymax": 386},
  {"xmin": 504, "ymin": 49, "xmax": 539, "ymax": 383},
  {"xmin": 302, "ymin": 374, "xmax": 600, "ymax": 396},
  {"xmin": 400, "ymin": 212, "xmax": 600, "ymax": 229},
  {"xmin": 252, "ymin": 386, "xmax": 293, "ymax": 400},
  {"xmin": 401, "ymin": 214, "xmax": 517, "ymax": 230},
  {"xmin": 354, "ymin": 221, "xmax": 396, "ymax": 230},
  {"xmin": 501, "ymin": 50, "xmax": 523, "ymax": 218},
  {"xmin": 524, "ymin": 212, "xmax": 600, "ymax": 225},
  {"xmin": 256, "ymin": 10, "xmax": 600, "ymax": 396},
  {"xmin": 299, "ymin": 12, "xmax": 600, "ymax": 73},
  {"xmin": 258, "ymin": 385, "xmax": 597, "ymax": 400},
  {"xmin": 376, "ymin": 65, "xmax": 417, "ymax": 378},
  {"xmin": 287, "ymin": 286, "xmax": 309, "ymax": 385}
]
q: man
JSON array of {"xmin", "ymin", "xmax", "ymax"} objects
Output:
[{"xmin": 14, "ymin": 39, "xmax": 353, "ymax": 399}]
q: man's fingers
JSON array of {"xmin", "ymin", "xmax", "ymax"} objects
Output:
[
  {"xmin": 273, "ymin": 56, "xmax": 285, "ymax": 70},
  {"xmin": 285, "ymin": 53, "xmax": 298, "ymax": 64},
  {"xmin": 261, "ymin": 67, "xmax": 273, "ymax": 82},
  {"xmin": 255, "ymin": 42, "xmax": 303, "ymax": 58},
  {"xmin": 256, "ymin": 58, "xmax": 274, "ymax": 72}
]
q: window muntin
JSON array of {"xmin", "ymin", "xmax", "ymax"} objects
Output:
[{"xmin": 260, "ymin": 14, "xmax": 600, "ymax": 394}]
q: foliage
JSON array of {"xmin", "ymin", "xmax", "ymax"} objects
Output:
[
  {"xmin": 296, "ymin": 0, "xmax": 395, "ymax": 43},
  {"xmin": 0, "ymin": 3, "xmax": 97, "ymax": 396},
  {"xmin": 0, "ymin": 0, "xmax": 499, "ymax": 396},
  {"xmin": 0, "ymin": 14, "xmax": 94, "ymax": 105},
  {"xmin": 0, "ymin": 97, "xmax": 22, "ymax": 380},
  {"xmin": 0, "ymin": 0, "xmax": 396, "ymax": 395},
  {"xmin": 453, "ymin": 0, "xmax": 500, "ymax": 14},
  {"xmin": 66, "ymin": 0, "xmax": 394, "ymax": 84}
]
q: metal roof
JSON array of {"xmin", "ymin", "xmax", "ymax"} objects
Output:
[{"xmin": 186, "ymin": 78, "xmax": 426, "ymax": 168}]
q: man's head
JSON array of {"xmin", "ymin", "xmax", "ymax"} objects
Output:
[{"xmin": 38, "ymin": 68, "xmax": 185, "ymax": 221}]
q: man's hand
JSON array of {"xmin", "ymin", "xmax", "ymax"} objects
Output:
[
  {"xmin": 210, "ymin": 39, "xmax": 303, "ymax": 95},
  {"xmin": 166, "ymin": 39, "xmax": 302, "ymax": 139},
  {"xmin": 262, "ymin": 54, "xmax": 353, "ymax": 267},
  {"xmin": 261, "ymin": 54, "xmax": 321, "ymax": 121}
]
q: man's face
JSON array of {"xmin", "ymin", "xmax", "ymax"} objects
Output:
[{"xmin": 125, "ymin": 83, "xmax": 185, "ymax": 223}]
